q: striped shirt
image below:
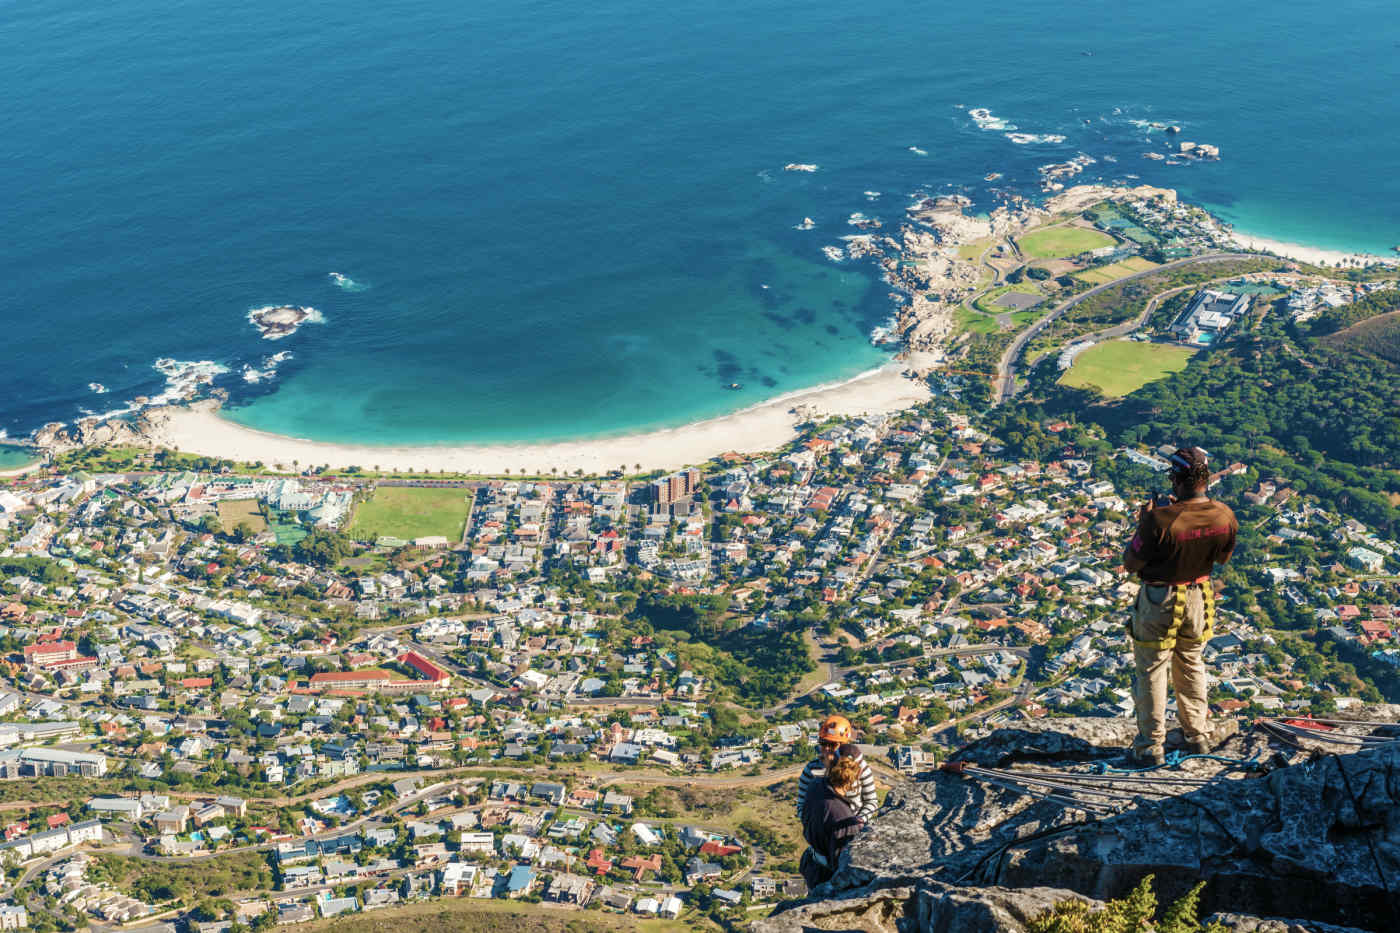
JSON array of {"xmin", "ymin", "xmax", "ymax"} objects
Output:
[{"xmin": 796, "ymin": 744, "xmax": 877, "ymax": 823}]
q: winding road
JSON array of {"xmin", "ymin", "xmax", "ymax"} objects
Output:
[{"xmin": 992, "ymin": 252, "xmax": 1259, "ymax": 405}]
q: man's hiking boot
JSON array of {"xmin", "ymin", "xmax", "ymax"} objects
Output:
[{"xmin": 1127, "ymin": 747, "xmax": 1165, "ymax": 768}]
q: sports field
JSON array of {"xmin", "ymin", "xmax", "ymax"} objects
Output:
[
  {"xmin": 1016, "ymin": 225, "xmax": 1115, "ymax": 259},
  {"xmin": 1058, "ymin": 339, "xmax": 1195, "ymax": 397},
  {"xmin": 1074, "ymin": 256, "xmax": 1159, "ymax": 285},
  {"xmin": 347, "ymin": 486, "xmax": 473, "ymax": 542},
  {"xmin": 216, "ymin": 498, "xmax": 267, "ymax": 534}
]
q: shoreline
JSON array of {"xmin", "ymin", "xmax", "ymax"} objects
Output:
[
  {"xmin": 19, "ymin": 186, "xmax": 1394, "ymax": 474},
  {"xmin": 1228, "ymin": 231, "xmax": 1399, "ymax": 268},
  {"xmin": 141, "ymin": 358, "xmax": 937, "ymax": 473}
]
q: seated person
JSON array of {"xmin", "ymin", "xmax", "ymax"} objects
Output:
[{"xmin": 799, "ymin": 755, "xmax": 864, "ymax": 889}]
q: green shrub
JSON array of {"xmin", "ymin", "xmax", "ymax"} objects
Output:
[{"xmin": 1027, "ymin": 875, "xmax": 1226, "ymax": 933}]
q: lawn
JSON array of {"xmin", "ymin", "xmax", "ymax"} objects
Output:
[
  {"xmin": 1009, "ymin": 308, "xmax": 1048, "ymax": 328},
  {"xmin": 347, "ymin": 486, "xmax": 473, "ymax": 542},
  {"xmin": 1017, "ymin": 225, "xmax": 1116, "ymax": 259},
  {"xmin": 956, "ymin": 236, "xmax": 998, "ymax": 261},
  {"xmin": 216, "ymin": 498, "xmax": 267, "ymax": 534},
  {"xmin": 1058, "ymin": 339, "xmax": 1196, "ymax": 397},
  {"xmin": 1074, "ymin": 256, "xmax": 1160, "ymax": 285},
  {"xmin": 955, "ymin": 306, "xmax": 1001, "ymax": 334}
]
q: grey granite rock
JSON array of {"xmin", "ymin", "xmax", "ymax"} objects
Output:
[
  {"xmin": 1207, "ymin": 914, "xmax": 1376, "ymax": 933},
  {"xmin": 763, "ymin": 721, "xmax": 1400, "ymax": 932}
]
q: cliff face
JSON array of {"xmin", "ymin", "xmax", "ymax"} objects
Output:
[{"xmin": 757, "ymin": 716, "xmax": 1400, "ymax": 933}]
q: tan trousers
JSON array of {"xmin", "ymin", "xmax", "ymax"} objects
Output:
[{"xmin": 1131, "ymin": 582, "xmax": 1213, "ymax": 754}]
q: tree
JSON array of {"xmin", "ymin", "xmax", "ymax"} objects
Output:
[{"xmin": 293, "ymin": 529, "xmax": 353, "ymax": 567}]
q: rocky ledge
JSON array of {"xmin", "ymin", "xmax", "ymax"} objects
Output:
[{"xmin": 757, "ymin": 716, "xmax": 1400, "ymax": 932}]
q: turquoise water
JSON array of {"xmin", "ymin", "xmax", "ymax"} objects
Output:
[
  {"xmin": 2, "ymin": 0, "xmax": 1397, "ymax": 444},
  {"xmin": 0, "ymin": 449, "xmax": 39, "ymax": 472}
]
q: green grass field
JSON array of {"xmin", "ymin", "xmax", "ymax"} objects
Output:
[
  {"xmin": 1017, "ymin": 225, "xmax": 1116, "ymax": 259},
  {"xmin": 954, "ymin": 306, "xmax": 1000, "ymax": 334},
  {"xmin": 216, "ymin": 498, "xmax": 267, "ymax": 534},
  {"xmin": 1059, "ymin": 339, "xmax": 1195, "ymax": 397},
  {"xmin": 348, "ymin": 486, "xmax": 473, "ymax": 542},
  {"xmin": 1009, "ymin": 308, "xmax": 1048, "ymax": 328},
  {"xmin": 1073, "ymin": 256, "xmax": 1160, "ymax": 285},
  {"xmin": 957, "ymin": 236, "xmax": 998, "ymax": 261}
]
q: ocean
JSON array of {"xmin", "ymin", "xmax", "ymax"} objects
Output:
[{"xmin": 3, "ymin": 0, "xmax": 1397, "ymax": 445}]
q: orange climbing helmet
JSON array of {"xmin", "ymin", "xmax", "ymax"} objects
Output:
[{"xmin": 819, "ymin": 714, "xmax": 853, "ymax": 745}]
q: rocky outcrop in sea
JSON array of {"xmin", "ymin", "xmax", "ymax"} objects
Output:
[{"xmin": 757, "ymin": 714, "xmax": 1400, "ymax": 933}]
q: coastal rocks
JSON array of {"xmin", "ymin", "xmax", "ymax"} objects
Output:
[
  {"xmin": 247, "ymin": 305, "xmax": 323, "ymax": 340},
  {"xmin": 1044, "ymin": 184, "xmax": 1176, "ymax": 216},
  {"xmin": 1038, "ymin": 155, "xmax": 1095, "ymax": 191},
  {"xmin": 906, "ymin": 196, "xmax": 994, "ymax": 243},
  {"xmin": 762, "ymin": 719, "xmax": 1400, "ymax": 932},
  {"xmin": 33, "ymin": 417, "xmax": 148, "ymax": 454},
  {"xmin": 1178, "ymin": 141, "xmax": 1221, "ymax": 160},
  {"xmin": 843, "ymin": 235, "xmax": 882, "ymax": 260}
]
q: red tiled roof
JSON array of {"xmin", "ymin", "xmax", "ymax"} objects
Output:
[{"xmin": 397, "ymin": 650, "xmax": 450, "ymax": 683}]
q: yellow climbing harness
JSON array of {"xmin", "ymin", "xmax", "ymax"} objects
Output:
[{"xmin": 1133, "ymin": 580, "xmax": 1215, "ymax": 651}]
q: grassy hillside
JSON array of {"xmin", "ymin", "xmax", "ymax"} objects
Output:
[
  {"xmin": 301, "ymin": 898, "xmax": 701, "ymax": 932},
  {"xmin": 1323, "ymin": 309, "xmax": 1400, "ymax": 365}
]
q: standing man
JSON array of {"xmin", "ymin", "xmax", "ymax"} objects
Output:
[
  {"xmin": 1122, "ymin": 446, "xmax": 1237, "ymax": 766},
  {"xmin": 796, "ymin": 715, "xmax": 877, "ymax": 823},
  {"xmin": 799, "ymin": 756, "xmax": 863, "ymax": 889}
]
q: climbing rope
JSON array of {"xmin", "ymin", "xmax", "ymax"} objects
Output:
[{"xmin": 1090, "ymin": 749, "xmax": 1264, "ymax": 774}]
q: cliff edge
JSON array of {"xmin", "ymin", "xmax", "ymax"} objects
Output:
[{"xmin": 757, "ymin": 715, "xmax": 1400, "ymax": 932}]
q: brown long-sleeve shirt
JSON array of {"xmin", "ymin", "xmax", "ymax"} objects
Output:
[{"xmin": 1127, "ymin": 497, "xmax": 1237, "ymax": 584}]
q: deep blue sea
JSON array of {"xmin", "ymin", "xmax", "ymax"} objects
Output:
[{"xmin": 3, "ymin": 0, "xmax": 1397, "ymax": 445}]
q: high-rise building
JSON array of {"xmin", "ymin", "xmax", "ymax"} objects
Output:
[{"xmin": 649, "ymin": 468, "xmax": 701, "ymax": 507}]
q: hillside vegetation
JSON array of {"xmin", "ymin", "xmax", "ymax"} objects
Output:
[
  {"xmin": 1323, "ymin": 308, "xmax": 1400, "ymax": 365},
  {"xmin": 1309, "ymin": 287, "xmax": 1400, "ymax": 335}
]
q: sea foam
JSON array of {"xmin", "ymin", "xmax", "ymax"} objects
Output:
[
  {"xmin": 329, "ymin": 272, "xmax": 367, "ymax": 292},
  {"xmin": 1005, "ymin": 132, "xmax": 1067, "ymax": 145},
  {"xmin": 968, "ymin": 108, "xmax": 1015, "ymax": 131}
]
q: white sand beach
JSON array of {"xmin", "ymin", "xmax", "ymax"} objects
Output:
[
  {"xmin": 1230, "ymin": 232, "xmax": 1398, "ymax": 268},
  {"xmin": 144, "ymin": 360, "xmax": 935, "ymax": 474}
]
